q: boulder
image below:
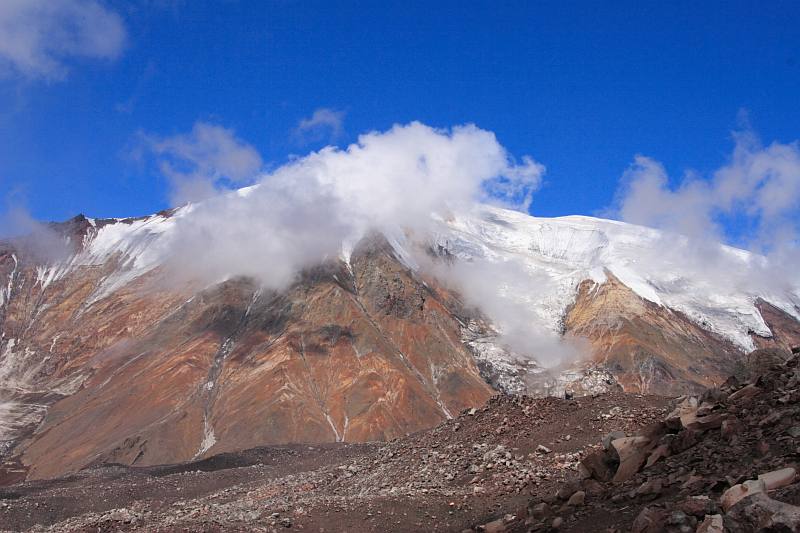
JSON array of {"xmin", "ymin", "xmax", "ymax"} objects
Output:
[
  {"xmin": 681, "ymin": 474, "xmax": 705, "ymax": 491},
  {"xmin": 669, "ymin": 429, "xmax": 701, "ymax": 453},
  {"xmin": 727, "ymin": 384, "xmax": 762, "ymax": 404},
  {"xmin": 528, "ymin": 502, "xmax": 550, "ymax": 519},
  {"xmin": 479, "ymin": 518, "xmax": 506, "ymax": 533},
  {"xmin": 610, "ymin": 436, "xmax": 652, "ymax": 482},
  {"xmin": 566, "ymin": 490, "xmax": 585, "ymax": 506},
  {"xmin": 579, "ymin": 451, "xmax": 615, "ymax": 482},
  {"xmin": 725, "ymin": 493, "xmax": 800, "ymax": 532},
  {"xmin": 581, "ymin": 479, "xmax": 606, "ymax": 497},
  {"xmin": 695, "ymin": 514, "xmax": 723, "ymax": 533},
  {"xmin": 666, "ymin": 396, "xmax": 699, "ymax": 429},
  {"xmin": 664, "ymin": 511, "xmax": 695, "ymax": 531},
  {"xmin": 676, "ymin": 495, "xmax": 717, "ymax": 518},
  {"xmin": 684, "ymin": 412, "xmax": 724, "ymax": 432},
  {"xmin": 602, "ymin": 431, "xmax": 626, "ymax": 450},
  {"xmin": 634, "ymin": 478, "xmax": 663, "ymax": 498},
  {"xmin": 639, "ymin": 421, "xmax": 669, "ymax": 442},
  {"xmin": 556, "ymin": 480, "xmax": 582, "ymax": 500},
  {"xmin": 631, "ymin": 507, "xmax": 667, "ymax": 533},
  {"xmin": 758, "ymin": 467, "xmax": 797, "ymax": 490},
  {"xmin": 644, "ymin": 443, "xmax": 670, "ymax": 468},
  {"xmin": 721, "ymin": 479, "xmax": 766, "ymax": 511}
]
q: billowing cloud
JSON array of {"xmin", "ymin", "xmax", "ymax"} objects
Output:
[
  {"xmin": 292, "ymin": 108, "xmax": 346, "ymax": 144},
  {"xmin": 616, "ymin": 155, "xmax": 717, "ymax": 240},
  {"xmin": 422, "ymin": 255, "xmax": 588, "ymax": 368},
  {"xmin": 158, "ymin": 121, "xmax": 544, "ymax": 287},
  {"xmin": 145, "ymin": 122, "xmax": 264, "ymax": 205},
  {"xmin": 0, "ymin": 0, "xmax": 126, "ymax": 81},
  {"xmin": 481, "ymin": 155, "xmax": 544, "ymax": 212}
]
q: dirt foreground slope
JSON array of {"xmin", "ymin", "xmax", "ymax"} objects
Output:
[
  {"xmin": 3, "ymin": 349, "xmax": 800, "ymax": 532},
  {"xmin": 0, "ymin": 392, "xmax": 669, "ymax": 532}
]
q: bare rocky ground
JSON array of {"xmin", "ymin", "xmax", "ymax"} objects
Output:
[
  {"xmin": 1, "ymin": 348, "xmax": 800, "ymax": 532},
  {"xmin": 0, "ymin": 392, "xmax": 668, "ymax": 532}
]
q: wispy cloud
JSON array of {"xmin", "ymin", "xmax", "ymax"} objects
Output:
[
  {"xmin": 0, "ymin": 0, "xmax": 127, "ymax": 81},
  {"xmin": 0, "ymin": 202, "xmax": 71, "ymax": 262},
  {"xmin": 614, "ymin": 128, "xmax": 800, "ymax": 253},
  {"xmin": 143, "ymin": 122, "xmax": 263, "ymax": 205},
  {"xmin": 609, "ymin": 126, "xmax": 800, "ymax": 313},
  {"xmin": 292, "ymin": 107, "xmax": 346, "ymax": 145}
]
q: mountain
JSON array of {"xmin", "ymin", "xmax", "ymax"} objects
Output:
[{"xmin": 0, "ymin": 204, "xmax": 798, "ymax": 483}]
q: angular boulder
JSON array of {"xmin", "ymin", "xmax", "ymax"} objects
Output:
[
  {"xmin": 758, "ymin": 467, "xmax": 797, "ymax": 491},
  {"xmin": 721, "ymin": 479, "xmax": 766, "ymax": 511},
  {"xmin": 579, "ymin": 450, "xmax": 616, "ymax": 482},
  {"xmin": 696, "ymin": 514, "xmax": 723, "ymax": 533},
  {"xmin": 610, "ymin": 436, "xmax": 652, "ymax": 482}
]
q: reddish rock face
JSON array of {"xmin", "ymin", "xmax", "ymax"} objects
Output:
[
  {"xmin": 753, "ymin": 298, "xmax": 800, "ymax": 353},
  {"xmin": 0, "ymin": 224, "xmax": 492, "ymax": 481},
  {"xmin": 563, "ymin": 273, "xmax": 741, "ymax": 395}
]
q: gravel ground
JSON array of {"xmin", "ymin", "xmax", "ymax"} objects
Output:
[{"xmin": 0, "ymin": 392, "xmax": 670, "ymax": 532}]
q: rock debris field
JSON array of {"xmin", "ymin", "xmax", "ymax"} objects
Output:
[{"xmin": 3, "ymin": 349, "xmax": 800, "ymax": 532}]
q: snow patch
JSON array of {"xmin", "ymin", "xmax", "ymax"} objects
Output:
[
  {"xmin": 0, "ymin": 254, "xmax": 18, "ymax": 308},
  {"xmin": 197, "ymin": 423, "xmax": 217, "ymax": 456}
]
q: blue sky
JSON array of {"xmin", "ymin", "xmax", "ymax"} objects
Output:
[{"xmin": 0, "ymin": 0, "xmax": 799, "ymax": 226}]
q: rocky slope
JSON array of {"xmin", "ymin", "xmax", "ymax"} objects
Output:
[
  {"xmin": 0, "ymin": 389, "xmax": 672, "ymax": 531},
  {"xmin": 437, "ymin": 207, "xmax": 800, "ymax": 397},
  {"xmin": 562, "ymin": 274, "xmax": 738, "ymax": 395},
  {"xmin": 554, "ymin": 346, "xmax": 800, "ymax": 532},
  {"xmin": 3, "ymin": 347, "xmax": 799, "ymax": 532},
  {"xmin": 0, "ymin": 217, "xmax": 492, "ymax": 482},
  {"xmin": 1, "ymin": 204, "xmax": 799, "ymax": 483}
]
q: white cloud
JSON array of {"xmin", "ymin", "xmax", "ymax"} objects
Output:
[
  {"xmin": 615, "ymin": 129, "xmax": 800, "ymax": 253},
  {"xmin": 0, "ymin": 0, "xmax": 127, "ymax": 81},
  {"xmin": 292, "ymin": 107, "xmax": 346, "ymax": 144},
  {"xmin": 146, "ymin": 122, "xmax": 264, "ymax": 205},
  {"xmin": 421, "ymin": 254, "xmax": 588, "ymax": 368},
  {"xmin": 481, "ymin": 155, "xmax": 544, "ymax": 212},
  {"xmin": 612, "ymin": 129, "xmax": 800, "ymax": 312},
  {"xmin": 159, "ymin": 121, "xmax": 544, "ymax": 289},
  {"xmin": 616, "ymin": 155, "xmax": 717, "ymax": 240}
]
